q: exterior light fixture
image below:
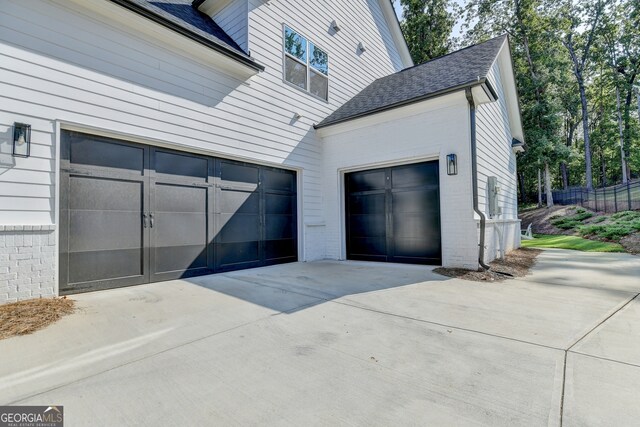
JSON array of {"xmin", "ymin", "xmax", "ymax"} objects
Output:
[
  {"xmin": 330, "ymin": 20, "xmax": 340, "ymax": 32},
  {"xmin": 12, "ymin": 122, "xmax": 31, "ymax": 158},
  {"xmin": 446, "ymin": 153, "xmax": 457, "ymax": 175},
  {"xmin": 357, "ymin": 42, "xmax": 366, "ymax": 53}
]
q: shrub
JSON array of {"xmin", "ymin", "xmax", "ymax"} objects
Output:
[
  {"xmin": 553, "ymin": 218, "xmax": 582, "ymax": 229},
  {"xmin": 573, "ymin": 211, "xmax": 594, "ymax": 221},
  {"xmin": 592, "ymin": 216, "xmax": 607, "ymax": 223},
  {"xmin": 611, "ymin": 211, "xmax": 640, "ymax": 221}
]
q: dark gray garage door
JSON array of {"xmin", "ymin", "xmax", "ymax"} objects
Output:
[
  {"xmin": 345, "ymin": 161, "xmax": 441, "ymax": 265},
  {"xmin": 59, "ymin": 131, "xmax": 297, "ymax": 294}
]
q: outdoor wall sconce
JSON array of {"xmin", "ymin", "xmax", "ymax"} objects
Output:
[
  {"xmin": 12, "ymin": 122, "xmax": 31, "ymax": 158},
  {"xmin": 357, "ymin": 42, "xmax": 366, "ymax": 53},
  {"xmin": 447, "ymin": 153, "xmax": 457, "ymax": 175},
  {"xmin": 330, "ymin": 20, "xmax": 340, "ymax": 32}
]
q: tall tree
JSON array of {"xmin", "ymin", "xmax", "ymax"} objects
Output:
[
  {"xmin": 557, "ymin": 0, "xmax": 607, "ymax": 190},
  {"xmin": 463, "ymin": 0, "xmax": 568, "ymax": 205},
  {"xmin": 400, "ymin": 0, "xmax": 456, "ymax": 63}
]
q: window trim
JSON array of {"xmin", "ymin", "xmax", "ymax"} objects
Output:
[{"xmin": 282, "ymin": 24, "xmax": 329, "ymax": 103}]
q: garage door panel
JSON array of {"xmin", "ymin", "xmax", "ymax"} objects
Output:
[
  {"xmin": 216, "ymin": 241, "xmax": 260, "ymax": 267},
  {"xmin": 263, "ymin": 169, "xmax": 295, "ymax": 192},
  {"xmin": 155, "ymin": 184, "xmax": 207, "ymax": 213},
  {"xmin": 346, "ymin": 161, "xmax": 441, "ymax": 265},
  {"xmin": 154, "ymin": 245, "xmax": 208, "ymax": 273},
  {"xmin": 70, "ymin": 177, "xmax": 142, "ymax": 211},
  {"xmin": 265, "ymin": 215, "xmax": 295, "ymax": 240},
  {"xmin": 69, "ymin": 210, "xmax": 142, "ymax": 253},
  {"xmin": 154, "ymin": 212, "xmax": 206, "ymax": 247},
  {"xmin": 217, "ymin": 213, "xmax": 260, "ymax": 243},
  {"xmin": 219, "ymin": 190, "xmax": 260, "ymax": 214},
  {"xmin": 61, "ymin": 131, "xmax": 298, "ymax": 293},
  {"xmin": 70, "ymin": 135, "xmax": 144, "ymax": 174},
  {"xmin": 220, "ymin": 161, "xmax": 259, "ymax": 184},
  {"xmin": 154, "ymin": 151, "xmax": 208, "ymax": 180},
  {"xmin": 392, "ymin": 213, "xmax": 440, "ymax": 238},
  {"xmin": 349, "ymin": 237, "xmax": 387, "ymax": 257},
  {"xmin": 347, "ymin": 170, "xmax": 387, "ymax": 192},
  {"xmin": 265, "ymin": 239, "xmax": 297, "ymax": 262},
  {"xmin": 68, "ymin": 248, "xmax": 143, "ymax": 285},
  {"xmin": 348, "ymin": 214, "xmax": 386, "ymax": 237},
  {"xmin": 348, "ymin": 193, "xmax": 385, "ymax": 215},
  {"xmin": 393, "ymin": 235, "xmax": 441, "ymax": 260},
  {"xmin": 265, "ymin": 193, "xmax": 294, "ymax": 215},
  {"xmin": 391, "ymin": 162, "xmax": 439, "ymax": 188},
  {"xmin": 392, "ymin": 189, "xmax": 439, "ymax": 214}
]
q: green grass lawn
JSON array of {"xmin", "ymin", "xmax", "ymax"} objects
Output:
[{"xmin": 521, "ymin": 234, "xmax": 626, "ymax": 252}]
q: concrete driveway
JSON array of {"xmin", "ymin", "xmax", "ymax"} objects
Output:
[{"xmin": 1, "ymin": 249, "xmax": 639, "ymax": 426}]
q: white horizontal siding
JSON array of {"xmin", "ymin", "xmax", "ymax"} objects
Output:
[
  {"xmin": 476, "ymin": 60, "xmax": 518, "ymax": 221},
  {"xmin": 213, "ymin": 0, "xmax": 248, "ymax": 52},
  {"xmin": 0, "ymin": 0, "xmax": 403, "ymax": 262}
]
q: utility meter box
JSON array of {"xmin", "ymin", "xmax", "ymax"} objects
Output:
[{"xmin": 488, "ymin": 176, "xmax": 500, "ymax": 218}]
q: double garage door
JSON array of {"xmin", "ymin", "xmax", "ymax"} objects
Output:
[
  {"xmin": 345, "ymin": 161, "xmax": 442, "ymax": 265},
  {"xmin": 59, "ymin": 132, "xmax": 297, "ymax": 294}
]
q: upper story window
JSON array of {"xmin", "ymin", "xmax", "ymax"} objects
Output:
[{"xmin": 284, "ymin": 26, "xmax": 329, "ymax": 101}]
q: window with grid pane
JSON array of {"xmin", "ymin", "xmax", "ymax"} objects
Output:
[{"xmin": 284, "ymin": 26, "xmax": 328, "ymax": 101}]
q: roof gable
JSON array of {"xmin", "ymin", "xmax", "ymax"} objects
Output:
[
  {"xmin": 109, "ymin": 0, "xmax": 263, "ymax": 71},
  {"xmin": 316, "ymin": 35, "xmax": 508, "ymax": 128}
]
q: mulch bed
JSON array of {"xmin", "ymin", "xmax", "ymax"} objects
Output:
[
  {"xmin": 0, "ymin": 297, "xmax": 75, "ymax": 340},
  {"xmin": 433, "ymin": 248, "xmax": 542, "ymax": 282}
]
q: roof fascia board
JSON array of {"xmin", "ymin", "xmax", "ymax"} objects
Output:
[
  {"xmin": 495, "ymin": 37, "xmax": 525, "ymax": 142},
  {"xmin": 315, "ymin": 79, "xmax": 494, "ymax": 130},
  {"xmin": 195, "ymin": 0, "xmax": 234, "ymax": 16},
  {"xmin": 378, "ymin": 0, "xmax": 414, "ymax": 68},
  {"xmin": 107, "ymin": 0, "xmax": 263, "ymax": 72}
]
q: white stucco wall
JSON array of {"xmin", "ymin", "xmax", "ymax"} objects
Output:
[{"xmin": 319, "ymin": 92, "xmax": 480, "ymax": 270}]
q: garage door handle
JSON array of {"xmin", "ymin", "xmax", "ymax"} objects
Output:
[
  {"xmin": 149, "ymin": 213, "xmax": 154, "ymax": 228},
  {"xmin": 142, "ymin": 213, "xmax": 148, "ymax": 228}
]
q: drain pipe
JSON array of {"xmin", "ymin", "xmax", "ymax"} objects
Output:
[{"xmin": 466, "ymin": 87, "xmax": 491, "ymax": 271}]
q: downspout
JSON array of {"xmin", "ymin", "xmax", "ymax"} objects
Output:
[{"xmin": 465, "ymin": 87, "xmax": 491, "ymax": 271}]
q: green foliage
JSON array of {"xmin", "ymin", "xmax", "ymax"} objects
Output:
[
  {"xmin": 400, "ymin": 0, "xmax": 640, "ymax": 199},
  {"xmin": 521, "ymin": 234, "xmax": 625, "ymax": 252},
  {"xmin": 574, "ymin": 210, "xmax": 640, "ymax": 240},
  {"xmin": 400, "ymin": 0, "xmax": 457, "ymax": 63},
  {"xmin": 611, "ymin": 210, "xmax": 640, "ymax": 220},
  {"xmin": 551, "ymin": 209, "xmax": 594, "ymax": 228}
]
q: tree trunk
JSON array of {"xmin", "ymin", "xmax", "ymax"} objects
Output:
[
  {"xmin": 518, "ymin": 172, "xmax": 526, "ymax": 203},
  {"xmin": 637, "ymin": 87, "xmax": 640, "ymax": 120},
  {"xmin": 545, "ymin": 162, "xmax": 554, "ymax": 207},
  {"xmin": 537, "ymin": 169, "xmax": 542, "ymax": 208},
  {"xmin": 616, "ymin": 87, "xmax": 628, "ymax": 184},
  {"xmin": 579, "ymin": 81, "xmax": 594, "ymax": 189},
  {"xmin": 601, "ymin": 151, "xmax": 607, "ymax": 187},
  {"xmin": 561, "ymin": 163, "xmax": 569, "ymax": 189}
]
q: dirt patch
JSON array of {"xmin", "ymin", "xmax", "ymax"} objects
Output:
[
  {"xmin": 519, "ymin": 205, "xmax": 577, "ymax": 235},
  {"xmin": 0, "ymin": 297, "xmax": 75, "ymax": 340},
  {"xmin": 434, "ymin": 248, "xmax": 542, "ymax": 282},
  {"xmin": 620, "ymin": 233, "xmax": 640, "ymax": 254}
]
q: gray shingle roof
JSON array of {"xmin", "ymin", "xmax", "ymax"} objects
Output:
[
  {"xmin": 316, "ymin": 35, "xmax": 507, "ymax": 128},
  {"xmin": 109, "ymin": 0, "xmax": 263, "ymax": 71}
]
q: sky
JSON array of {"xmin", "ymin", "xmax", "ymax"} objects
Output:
[{"xmin": 392, "ymin": 0, "xmax": 468, "ymax": 40}]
